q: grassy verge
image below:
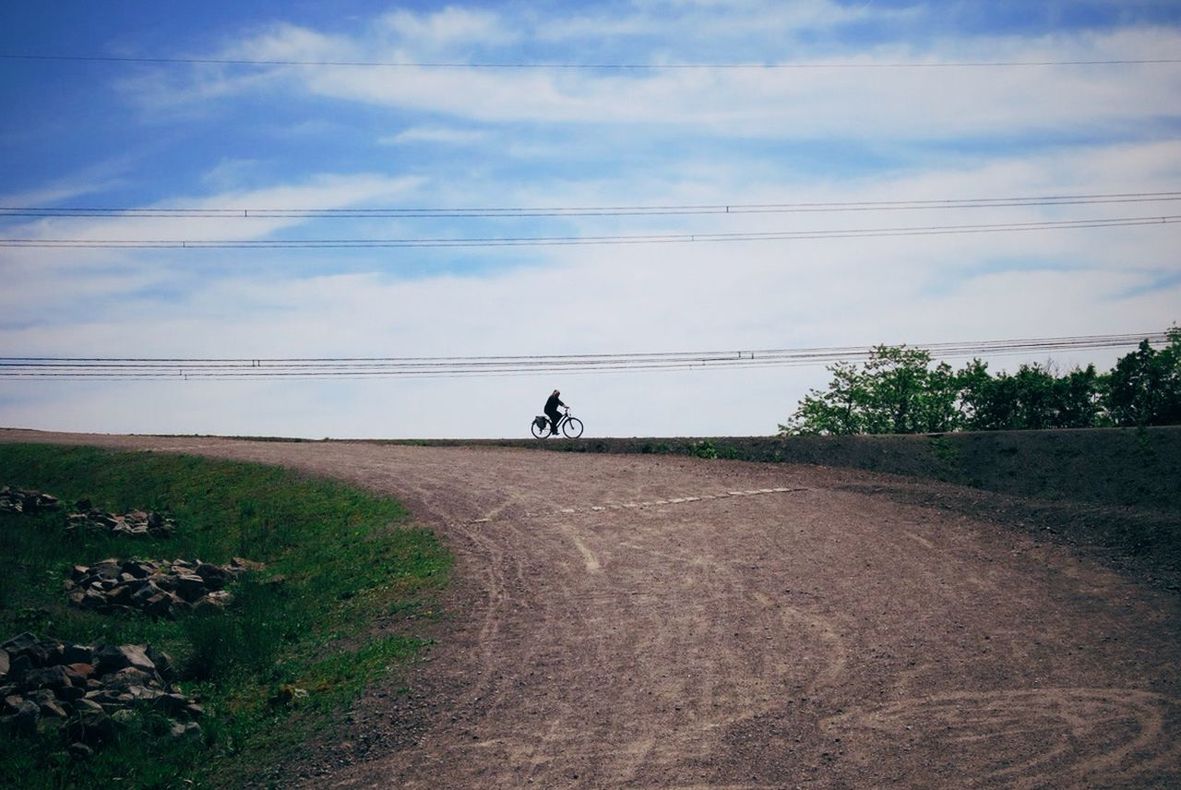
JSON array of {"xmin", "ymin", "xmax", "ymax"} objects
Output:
[{"xmin": 0, "ymin": 443, "xmax": 450, "ymax": 788}]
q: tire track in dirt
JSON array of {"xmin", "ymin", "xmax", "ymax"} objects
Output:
[
  {"xmin": 2, "ymin": 430, "xmax": 1179, "ymax": 787},
  {"xmin": 823, "ymin": 688, "xmax": 1181, "ymax": 787}
]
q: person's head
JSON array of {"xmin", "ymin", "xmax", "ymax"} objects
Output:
[{"xmin": 552, "ymin": 389, "xmax": 560, "ymax": 396}]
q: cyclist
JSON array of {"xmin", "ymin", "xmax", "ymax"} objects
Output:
[{"xmin": 544, "ymin": 389, "xmax": 567, "ymax": 435}]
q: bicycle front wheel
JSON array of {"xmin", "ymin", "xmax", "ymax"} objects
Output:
[{"xmin": 562, "ymin": 417, "xmax": 584, "ymax": 438}]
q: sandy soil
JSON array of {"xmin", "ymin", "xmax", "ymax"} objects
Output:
[{"xmin": 3, "ymin": 428, "xmax": 1179, "ymax": 788}]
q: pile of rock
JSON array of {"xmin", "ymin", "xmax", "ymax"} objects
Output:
[
  {"xmin": 2, "ymin": 487, "xmax": 177, "ymax": 538},
  {"xmin": 66, "ymin": 558, "xmax": 259, "ymax": 619},
  {"xmin": 67, "ymin": 504, "xmax": 176, "ymax": 538},
  {"xmin": 0, "ymin": 486, "xmax": 61, "ymax": 514},
  {"xmin": 0, "ymin": 632, "xmax": 203, "ymax": 751}
]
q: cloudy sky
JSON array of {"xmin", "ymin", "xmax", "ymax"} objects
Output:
[{"xmin": 1, "ymin": 0, "xmax": 1179, "ymax": 438}]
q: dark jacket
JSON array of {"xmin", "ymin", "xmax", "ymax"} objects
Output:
[{"xmin": 544, "ymin": 394, "xmax": 566, "ymax": 413}]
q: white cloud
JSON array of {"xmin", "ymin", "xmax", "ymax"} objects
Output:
[
  {"xmin": 0, "ymin": 157, "xmax": 135, "ymax": 208},
  {"xmin": 141, "ymin": 20, "xmax": 1180, "ymax": 141},
  {"xmin": 1, "ymin": 172, "xmax": 424, "ymax": 248},
  {"xmin": 5, "ymin": 3, "xmax": 1180, "ymax": 438},
  {"xmin": 379, "ymin": 126, "xmax": 487, "ymax": 145},
  {"xmin": 4, "ymin": 140, "xmax": 1177, "ymax": 437},
  {"xmin": 531, "ymin": 0, "xmax": 890, "ymax": 45},
  {"xmin": 377, "ymin": 6, "xmax": 517, "ymax": 49},
  {"xmin": 104, "ymin": 3, "xmax": 1178, "ymax": 142}
]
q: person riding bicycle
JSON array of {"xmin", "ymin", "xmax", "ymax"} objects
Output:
[{"xmin": 544, "ymin": 389, "xmax": 567, "ymax": 435}]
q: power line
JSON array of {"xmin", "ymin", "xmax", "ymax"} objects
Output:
[
  {"xmin": 0, "ymin": 332, "xmax": 1166, "ymax": 380},
  {"xmin": 3, "ymin": 53, "xmax": 1179, "ymax": 70},
  {"xmin": 3, "ymin": 191, "xmax": 1179, "ymax": 220},
  {"xmin": 2, "ymin": 214, "xmax": 1175, "ymax": 249}
]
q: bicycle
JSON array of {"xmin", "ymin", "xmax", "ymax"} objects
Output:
[{"xmin": 530, "ymin": 407, "xmax": 584, "ymax": 439}]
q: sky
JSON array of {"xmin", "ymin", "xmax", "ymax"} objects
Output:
[{"xmin": 1, "ymin": 0, "xmax": 1179, "ymax": 439}]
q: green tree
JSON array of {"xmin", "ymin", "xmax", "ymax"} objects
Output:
[
  {"xmin": 958, "ymin": 361, "xmax": 1103, "ymax": 430},
  {"xmin": 780, "ymin": 345, "xmax": 960, "ymax": 435},
  {"xmin": 782, "ymin": 328, "xmax": 1180, "ymax": 435},
  {"xmin": 1106, "ymin": 327, "xmax": 1181, "ymax": 426},
  {"xmin": 1051, "ymin": 364, "xmax": 1105, "ymax": 428},
  {"xmin": 779, "ymin": 360, "xmax": 868, "ymax": 435}
]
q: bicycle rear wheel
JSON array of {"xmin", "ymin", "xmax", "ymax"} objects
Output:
[
  {"xmin": 562, "ymin": 417, "xmax": 584, "ymax": 438},
  {"xmin": 530, "ymin": 419, "xmax": 550, "ymax": 439}
]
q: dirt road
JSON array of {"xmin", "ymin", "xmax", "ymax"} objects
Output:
[{"xmin": 3, "ymin": 429, "xmax": 1179, "ymax": 788}]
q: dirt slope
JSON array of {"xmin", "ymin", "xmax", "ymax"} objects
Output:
[{"xmin": 3, "ymin": 428, "xmax": 1179, "ymax": 788}]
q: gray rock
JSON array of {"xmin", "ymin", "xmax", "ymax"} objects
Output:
[
  {"xmin": 111, "ymin": 708, "xmax": 137, "ymax": 725},
  {"xmin": 67, "ymin": 558, "xmax": 254, "ymax": 617},
  {"xmin": 40, "ymin": 699, "xmax": 69, "ymax": 719},
  {"xmin": 62, "ymin": 644, "xmax": 93, "ymax": 664},
  {"xmin": 202, "ymin": 590, "xmax": 232, "ymax": 608},
  {"xmin": 122, "ymin": 560, "xmax": 155, "ymax": 579},
  {"xmin": 81, "ymin": 589, "xmax": 108, "ymax": 610},
  {"xmin": 74, "ymin": 698, "xmax": 105, "ymax": 716},
  {"xmin": 20, "ymin": 665, "xmax": 71, "ymax": 692},
  {"xmin": 59, "ymin": 685, "xmax": 86, "ymax": 703},
  {"xmin": 169, "ymin": 720, "xmax": 202, "ymax": 740},
  {"xmin": 25, "ymin": 689, "xmax": 56, "ymax": 706},
  {"xmin": 93, "ymin": 644, "xmax": 156, "ymax": 675},
  {"xmin": 13, "ymin": 699, "xmax": 40, "ymax": 734},
  {"xmin": 195, "ymin": 562, "xmax": 230, "ymax": 588},
  {"xmin": 2, "ymin": 632, "xmax": 52, "ymax": 670},
  {"xmin": 0, "ymin": 648, "xmax": 8, "ymax": 679},
  {"xmin": 155, "ymin": 693, "xmax": 190, "ymax": 715},
  {"xmin": 89, "ymin": 560, "xmax": 122, "ymax": 581},
  {"xmin": 174, "ymin": 574, "xmax": 210, "ymax": 602},
  {"xmin": 67, "ymin": 703, "xmax": 114, "ymax": 745},
  {"xmin": 0, "ymin": 488, "xmax": 60, "ymax": 513},
  {"xmin": 104, "ymin": 667, "xmax": 156, "ymax": 691},
  {"xmin": 144, "ymin": 593, "xmax": 175, "ymax": 619},
  {"xmin": 145, "ymin": 646, "xmax": 175, "ymax": 682},
  {"xmin": 1, "ymin": 632, "xmax": 39, "ymax": 656},
  {"xmin": 9, "ymin": 654, "xmax": 33, "ymax": 680},
  {"xmin": 130, "ymin": 582, "xmax": 164, "ymax": 606}
]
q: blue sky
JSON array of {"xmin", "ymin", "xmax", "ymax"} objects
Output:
[{"xmin": 1, "ymin": 1, "xmax": 1179, "ymax": 438}]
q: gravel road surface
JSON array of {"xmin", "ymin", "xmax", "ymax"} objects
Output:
[{"xmin": 3, "ymin": 429, "xmax": 1178, "ymax": 788}]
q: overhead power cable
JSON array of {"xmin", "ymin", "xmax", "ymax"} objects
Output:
[
  {"xmin": 3, "ymin": 191, "xmax": 1179, "ymax": 220},
  {"xmin": 0, "ymin": 332, "xmax": 1166, "ymax": 380},
  {"xmin": 2, "ymin": 214, "xmax": 1176, "ymax": 249},
  {"xmin": 3, "ymin": 53, "xmax": 1179, "ymax": 70}
]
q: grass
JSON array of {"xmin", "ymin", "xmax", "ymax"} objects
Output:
[{"xmin": 0, "ymin": 443, "xmax": 451, "ymax": 788}]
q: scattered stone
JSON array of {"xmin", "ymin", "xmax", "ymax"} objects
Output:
[
  {"xmin": 0, "ymin": 486, "xmax": 60, "ymax": 514},
  {"xmin": 169, "ymin": 720, "xmax": 202, "ymax": 740},
  {"xmin": 2, "ymin": 631, "xmax": 42, "ymax": 658},
  {"xmin": 66, "ymin": 558, "xmax": 258, "ymax": 618},
  {"xmin": 0, "ymin": 633, "xmax": 202, "ymax": 748},
  {"xmin": 66, "ymin": 507, "xmax": 176, "ymax": 538},
  {"xmin": 21, "ymin": 665, "xmax": 72, "ymax": 692},
  {"xmin": 40, "ymin": 699, "xmax": 69, "ymax": 719},
  {"xmin": 94, "ymin": 644, "xmax": 156, "ymax": 675},
  {"xmin": 3, "ymin": 488, "xmax": 177, "ymax": 537}
]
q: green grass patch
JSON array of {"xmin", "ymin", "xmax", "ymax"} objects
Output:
[{"xmin": 0, "ymin": 443, "xmax": 451, "ymax": 788}]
